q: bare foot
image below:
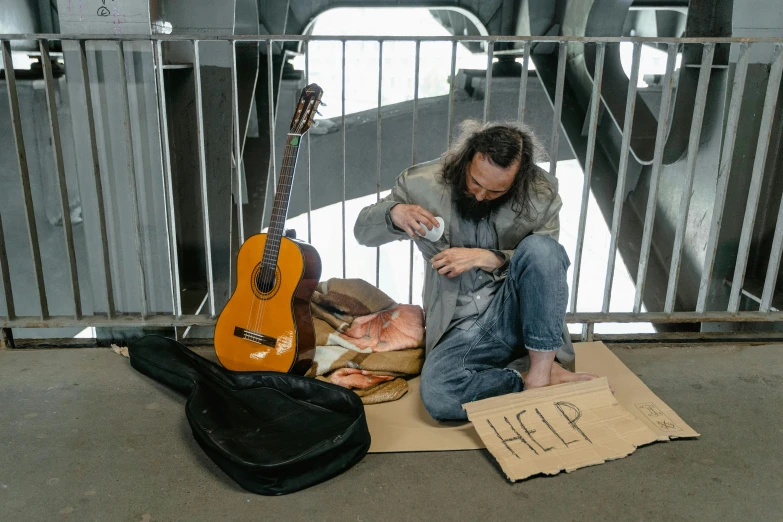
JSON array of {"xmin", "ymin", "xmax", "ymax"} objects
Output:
[
  {"xmin": 525, "ymin": 364, "xmax": 613, "ymax": 392},
  {"xmin": 550, "ymin": 363, "xmax": 600, "ymax": 385}
]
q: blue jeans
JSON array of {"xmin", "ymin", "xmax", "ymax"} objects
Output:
[{"xmin": 420, "ymin": 234, "xmax": 571, "ymax": 421}]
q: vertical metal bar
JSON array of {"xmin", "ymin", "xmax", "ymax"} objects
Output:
[
  {"xmin": 763, "ymin": 205, "xmax": 783, "ymax": 312},
  {"xmin": 148, "ymin": 41, "xmax": 178, "ymax": 319},
  {"xmin": 730, "ymin": 43, "xmax": 783, "ymax": 313},
  {"xmin": 696, "ymin": 43, "xmax": 750, "ymax": 313},
  {"xmin": 2, "ymin": 40, "xmax": 48, "ymax": 318},
  {"xmin": 447, "ymin": 41, "xmax": 457, "ymax": 147},
  {"xmin": 266, "ymin": 39, "xmax": 277, "ymax": 197},
  {"xmin": 517, "ymin": 43, "xmax": 530, "ymax": 123},
  {"xmin": 40, "ymin": 39, "xmax": 81, "ymax": 319},
  {"xmin": 634, "ymin": 43, "xmax": 679, "ymax": 314},
  {"xmin": 305, "ymin": 41, "xmax": 312, "ymax": 244},
  {"xmin": 549, "ymin": 42, "xmax": 567, "ymax": 178},
  {"xmin": 342, "ymin": 39, "xmax": 348, "ymax": 280},
  {"xmin": 0, "ymin": 328, "xmax": 14, "ymax": 349},
  {"xmin": 697, "ymin": 42, "xmax": 752, "ymax": 312},
  {"xmin": 762, "ymin": 44, "xmax": 783, "ymax": 314},
  {"xmin": 231, "ymin": 40, "xmax": 246, "ymax": 244},
  {"xmin": 664, "ymin": 43, "xmax": 714, "ymax": 314},
  {"xmin": 409, "ymin": 40, "xmax": 421, "ymax": 305},
  {"xmin": 375, "ymin": 41, "xmax": 382, "ymax": 287},
  {"xmin": 483, "ymin": 40, "xmax": 494, "ymax": 123},
  {"xmin": 154, "ymin": 40, "xmax": 182, "ymax": 317},
  {"xmin": 182, "ymin": 291, "xmax": 209, "ymax": 339},
  {"xmin": 117, "ymin": 41, "xmax": 150, "ymax": 318},
  {"xmin": 192, "ymin": 40, "xmax": 215, "ymax": 317},
  {"xmin": 0, "ymin": 212, "xmax": 15, "ymax": 320},
  {"xmin": 580, "ymin": 323, "xmax": 594, "ymax": 342},
  {"xmin": 570, "ymin": 43, "xmax": 605, "ymax": 314},
  {"xmin": 78, "ymin": 40, "xmax": 116, "ymax": 318},
  {"xmin": 601, "ymin": 42, "xmax": 642, "ymax": 313}
]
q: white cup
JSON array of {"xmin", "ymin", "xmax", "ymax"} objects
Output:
[{"xmin": 418, "ymin": 216, "xmax": 445, "ymax": 242}]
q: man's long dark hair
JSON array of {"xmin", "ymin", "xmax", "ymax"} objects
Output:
[{"xmin": 440, "ymin": 120, "xmax": 554, "ymax": 220}]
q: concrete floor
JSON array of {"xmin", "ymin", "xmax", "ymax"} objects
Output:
[{"xmin": 1, "ymin": 343, "xmax": 781, "ymax": 521}]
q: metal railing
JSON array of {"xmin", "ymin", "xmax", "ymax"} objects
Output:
[{"xmin": 1, "ymin": 33, "xmax": 783, "ymax": 343}]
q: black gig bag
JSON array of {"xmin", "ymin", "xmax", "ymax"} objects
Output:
[{"xmin": 128, "ymin": 335, "xmax": 370, "ymax": 495}]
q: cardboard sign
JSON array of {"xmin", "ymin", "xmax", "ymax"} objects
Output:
[
  {"xmin": 463, "ymin": 378, "xmax": 660, "ymax": 481},
  {"xmin": 462, "ymin": 378, "xmax": 648, "ymax": 480}
]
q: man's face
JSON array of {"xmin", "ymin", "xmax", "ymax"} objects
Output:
[{"xmin": 454, "ymin": 153, "xmax": 518, "ymax": 221}]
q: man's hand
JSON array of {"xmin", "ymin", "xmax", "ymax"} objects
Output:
[
  {"xmin": 390, "ymin": 204, "xmax": 441, "ymax": 238},
  {"xmin": 431, "ymin": 248, "xmax": 503, "ymax": 278}
]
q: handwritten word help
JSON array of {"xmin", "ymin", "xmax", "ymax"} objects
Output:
[{"xmin": 486, "ymin": 401, "xmax": 592, "ymax": 458}]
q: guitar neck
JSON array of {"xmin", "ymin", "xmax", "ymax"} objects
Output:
[{"xmin": 262, "ymin": 133, "xmax": 302, "ymax": 269}]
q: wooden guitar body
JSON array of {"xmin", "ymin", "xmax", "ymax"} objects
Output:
[
  {"xmin": 215, "ymin": 82, "xmax": 323, "ymax": 374},
  {"xmin": 214, "ymin": 233, "xmax": 322, "ymax": 374}
]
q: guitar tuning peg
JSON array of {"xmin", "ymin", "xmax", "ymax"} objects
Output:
[{"xmin": 319, "ymin": 100, "xmax": 327, "ymax": 107}]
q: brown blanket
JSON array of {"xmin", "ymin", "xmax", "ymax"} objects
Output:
[{"xmin": 307, "ymin": 278, "xmax": 425, "ymax": 404}]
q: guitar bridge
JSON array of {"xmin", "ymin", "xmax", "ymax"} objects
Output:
[{"xmin": 233, "ymin": 327, "xmax": 277, "ymax": 348}]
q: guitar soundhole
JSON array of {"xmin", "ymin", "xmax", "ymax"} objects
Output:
[
  {"xmin": 256, "ymin": 268, "xmax": 276, "ymax": 292},
  {"xmin": 251, "ymin": 264, "xmax": 281, "ymax": 299}
]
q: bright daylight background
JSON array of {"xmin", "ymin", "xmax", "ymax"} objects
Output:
[{"xmin": 282, "ymin": 8, "xmax": 681, "ymax": 335}]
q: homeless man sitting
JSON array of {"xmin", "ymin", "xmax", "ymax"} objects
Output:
[{"xmin": 353, "ymin": 120, "xmax": 600, "ymax": 422}]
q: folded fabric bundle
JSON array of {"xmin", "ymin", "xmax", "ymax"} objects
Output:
[{"xmin": 306, "ymin": 278, "xmax": 425, "ymax": 404}]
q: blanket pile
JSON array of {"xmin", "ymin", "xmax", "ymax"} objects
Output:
[{"xmin": 305, "ymin": 278, "xmax": 425, "ymax": 404}]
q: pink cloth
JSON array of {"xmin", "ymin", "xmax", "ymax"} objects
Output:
[
  {"xmin": 329, "ymin": 368, "xmax": 395, "ymax": 389},
  {"xmin": 337, "ymin": 304, "xmax": 425, "ymax": 352}
]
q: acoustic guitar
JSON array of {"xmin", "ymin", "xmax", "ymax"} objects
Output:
[{"xmin": 214, "ymin": 84, "xmax": 324, "ymax": 374}]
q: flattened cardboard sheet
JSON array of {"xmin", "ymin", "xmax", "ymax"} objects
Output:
[
  {"xmin": 366, "ymin": 342, "xmax": 697, "ymax": 455},
  {"xmin": 365, "ymin": 377, "xmax": 483, "ymax": 453},
  {"xmin": 575, "ymin": 342, "xmax": 699, "ymax": 440}
]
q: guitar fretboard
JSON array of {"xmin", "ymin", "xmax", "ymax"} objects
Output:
[{"xmin": 261, "ymin": 133, "xmax": 301, "ymax": 270}]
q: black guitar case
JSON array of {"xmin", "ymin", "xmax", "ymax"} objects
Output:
[{"xmin": 127, "ymin": 335, "xmax": 371, "ymax": 495}]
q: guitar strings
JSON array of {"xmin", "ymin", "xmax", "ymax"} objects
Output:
[
  {"xmin": 251, "ymin": 141, "xmax": 291, "ymax": 332},
  {"xmin": 246, "ymin": 135, "xmax": 293, "ymax": 334},
  {"xmin": 252, "ymin": 126, "xmax": 302, "ymax": 337},
  {"xmin": 254, "ymin": 141, "xmax": 299, "ymax": 334}
]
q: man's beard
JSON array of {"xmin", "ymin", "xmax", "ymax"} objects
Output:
[{"xmin": 453, "ymin": 180, "xmax": 514, "ymax": 222}]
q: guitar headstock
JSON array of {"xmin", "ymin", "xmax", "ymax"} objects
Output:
[{"xmin": 289, "ymin": 83, "xmax": 323, "ymax": 135}]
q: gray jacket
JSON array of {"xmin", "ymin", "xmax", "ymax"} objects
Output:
[{"xmin": 354, "ymin": 159, "xmax": 563, "ymax": 355}]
